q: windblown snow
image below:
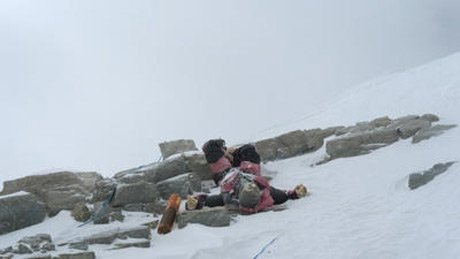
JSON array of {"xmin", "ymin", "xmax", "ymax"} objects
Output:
[{"xmin": 1, "ymin": 53, "xmax": 460, "ymax": 259}]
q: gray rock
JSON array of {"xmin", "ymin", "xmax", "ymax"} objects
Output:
[
  {"xmin": 116, "ymin": 226, "xmax": 151, "ymax": 239},
  {"xmin": 111, "ymin": 240, "xmax": 150, "ymax": 250},
  {"xmin": 369, "ymin": 116, "xmax": 392, "ymax": 128},
  {"xmin": 335, "ymin": 117, "xmax": 390, "ymax": 136},
  {"xmin": 325, "ymin": 128, "xmax": 400, "ymax": 159},
  {"xmin": 177, "ymin": 207, "xmax": 232, "ymax": 228},
  {"xmin": 153, "ymin": 155, "xmax": 189, "ymax": 183},
  {"xmin": 412, "ymin": 124, "xmax": 457, "ymax": 144},
  {"xmin": 255, "ymin": 128, "xmax": 334, "ymax": 162},
  {"xmin": 68, "ymin": 241, "xmax": 88, "ymax": 251},
  {"xmin": 0, "ymin": 171, "xmax": 102, "ymax": 216},
  {"xmin": 58, "ymin": 252, "xmax": 96, "ymax": 259},
  {"xmin": 27, "ymin": 255, "xmax": 52, "ymax": 259},
  {"xmin": 19, "ymin": 234, "xmax": 52, "ymax": 251},
  {"xmin": 111, "ymin": 181, "xmax": 158, "ymax": 207},
  {"xmin": 0, "ymin": 193, "xmax": 47, "ymax": 235},
  {"xmin": 0, "ymin": 246, "xmax": 12, "ymax": 255},
  {"xmin": 159, "ymin": 139, "xmax": 197, "ymax": 159},
  {"xmin": 421, "ymin": 113, "xmax": 440, "ymax": 122},
  {"xmin": 110, "ymin": 208, "xmax": 125, "ymax": 222},
  {"xmin": 408, "ymin": 162, "xmax": 456, "ymax": 190},
  {"xmin": 77, "ymin": 226, "xmax": 151, "ymax": 246},
  {"xmin": 71, "ymin": 203, "xmax": 91, "ymax": 222},
  {"xmin": 183, "ymin": 153, "xmax": 213, "ymax": 181},
  {"xmin": 395, "ymin": 119, "xmax": 431, "ymax": 139},
  {"xmin": 156, "ymin": 173, "xmax": 201, "ymax": 199},
  {"xmin": 40, "ymin": 242, "xmax": 56, "ymax": 252},
  {"xmin": 121, "ymin": 202, "xmax": 164, "ymax": 214},
  {"xmin": 14, "ymin": 243, "xmax": 33, "ymax": 254},
  {"xmin": 90, "ymin": 178, "xmax": 116, "ymax": 203},
  {"xmin": 93, "ymin": 201, "xmax": 110, "ymax": 225}
]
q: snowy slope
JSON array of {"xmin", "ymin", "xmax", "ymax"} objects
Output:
[{"xmin": 1, "ymin": 53, "xmax": 460, "ymax": 259}]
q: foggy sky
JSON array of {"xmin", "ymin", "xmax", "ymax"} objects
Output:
[{"xmin": 1, "ymin": 0, "xmax": 460, "ymax": 181}]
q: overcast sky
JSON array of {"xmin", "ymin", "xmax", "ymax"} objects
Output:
[{"xmin": 1, "ymin": 0, "xmax": 460, "ymax": 180}]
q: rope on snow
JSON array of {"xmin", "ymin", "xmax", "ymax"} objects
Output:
[{"xmin": 253, "ymin": 237, "xmax": 277, "ymax": 259}]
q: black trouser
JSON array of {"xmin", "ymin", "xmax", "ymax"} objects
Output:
[{"xmin": 204, "ymin": 187, "xmax": 289, "ymax": 207}]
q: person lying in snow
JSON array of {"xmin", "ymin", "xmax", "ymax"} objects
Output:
[{"xmin": 186, "ymin": 139, "xmax": 307, "ymax": 214}]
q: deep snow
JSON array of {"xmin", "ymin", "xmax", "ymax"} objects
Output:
[{"xmin": 1, "ymin": 53, "xmax": 460, "ymax": 259}]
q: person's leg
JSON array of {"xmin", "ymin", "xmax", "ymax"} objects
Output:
[
  {"xmin": 269, "ymin": 187, "xmax": 289, "ymax": 205},
  {"xmin": 186, "ymin": 193, "xmax": 225, "ymax": 210},
  {"xmin": 204, "ymin": 194, "xmax": 225, "ymax": 207}
]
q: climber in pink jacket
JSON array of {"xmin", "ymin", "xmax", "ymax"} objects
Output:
[{"xmin": 186, "ymin": 139, "xmax": 307, "ymax": 214}]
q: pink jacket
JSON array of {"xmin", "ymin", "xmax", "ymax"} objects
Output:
[{"xmin": 220, "ymin": 169, "xmax": 274, "ymax": 213}]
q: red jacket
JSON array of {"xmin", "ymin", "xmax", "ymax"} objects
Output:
[{"xmin": 220, "ymin": 169, "xmax": 274, "ymax": 213}]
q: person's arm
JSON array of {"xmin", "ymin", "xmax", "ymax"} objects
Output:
[{"xmin": 202, "ymin": 139, "xmax": 232, "ymax": 184}]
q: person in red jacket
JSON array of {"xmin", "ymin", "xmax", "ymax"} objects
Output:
[{"xmin": 186, "ymin": 139, "xmax": 307, "ymax": 213}]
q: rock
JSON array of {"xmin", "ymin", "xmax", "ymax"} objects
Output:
[
  {"xmin": 71, "ymin": 203, "xmax": 91, "ymax": 222},
  {"xmin": 111, "ymin": 181, "xmax": 158, "ymax": 207},
  {"xmin": 68, "ymin": 241, "xmax": 88, "ymax": 251},
  {"xmin": 177, "ymin": 207, "xmax": 232, "ymax": 228},
  {"xmin": 58, "ymin": 252, "xmax": 96, "ymax": 259},
  {"xmin": 0, "ymin": 193, "xmax": 47, "ymax": 235},
  {"xmin": 335, "ymin": 117, "xmax": 390, "ymax": 136},
  {"xmin": 183, "ymin": 153, "xmax": 213, "ymax": 181},
  {"xmin": 408, "ymin": 162, "xmax": 456, "ymax": 190},
  {"xmin": 116, "ymin": 226, "xmax": 151, "ymax": 239},
  {"xmin": 159, "ymin": 139, "xmax": 197, "ymax": 159},
  {"xmin": 152, "ymin": 155, "xmax": 189, "ymax": 183},
  {"xmin": 0, "ymin": 171, "xmax": 102, "ymax": 216},
  {"xmin": 15, "ymin": 243, "xmax": 33, "ymax": 254},
  {"xmin": 122, "ymin": 202, "xmax": 165, "ymax": 214},
  {"xmin": 156, "ymin": 173, "xmax": 201, "ymax": 199},
  {"xmin": 412, "ymin": 124, "xmax": 457, "ymax": 144},
  {"xmin": 395, "ymin": 118, "xmax": 431, "ymax": 139},
  {"xmin": 93, "ymin": 201, "xmax": 110, "ymax": 224},
  {"xmin": 111, "ymin": 240, "xmax": 150, "ymax": 250},
  {"xmin": 0, "ymin": 247, "xmax": 12, "ymax": 255},
  {"xmin": 421, "ymin": 113, "xmax": 440, "ymax": 122},
  {"xmin": 255, "ymin": 128, "xmax": 334, "ymax": 162},
  {"xmin": 90, "ymin": 179, "xmax": 117, "ymax": 203},
  {"xmin": 19, "ymin": 234, "xmax": 52, "ymax": 251},
  {"xmin": 73, "ymin": 226, "xmax": 151, "ymax": 246},
  {"xmin": 325, "ymin": 128, "xmax": 400, "ymax": 159},
  {"xmin": 110, "ymin": 208, "xmax": 125, "ymax": 222},
  {"xmin": 40, "ymin": 242, "xmax": 56, "ymax": 252},
  {"xmin": 26, "ymin": 255, "xmax": 52, "ymax": 259},
  {"xmin": 369, "ymin": 116, "xmax": 392, "ymax": 128},
  {"xmin": 114, "ymin": 163, "xmax": 158, "ymax": 184}
]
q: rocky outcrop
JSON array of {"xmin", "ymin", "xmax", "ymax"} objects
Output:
[
  {"xmin": 0, "ymin": 171, "xmax": 102, "ymax": 216},
  {"xmin": 255, "ymin": 127, "xmax": 341, "ymax": 162},
  {"xmin": 66, "ymin": 226, "xmax": 151, "ymax": 248},
  {"xmin": 0, "ymin": 193, "xmax": 47, "ymax": 235},
  {"xmin": 408, "ymin": 162, "xmax": 456, "ymax": 189},
  {"xmin": 159, "ymin": 139, "xmax": 198, "ymax": 159},
  {"xmin": 0, "ymin": 234, "xmax": 56, "ymax": 258},
  {"xmin": 156, "ymin": 173, "xmax": 201, "ymax": 199},
  {"xmin": 111, "ymin": 181, "xmax": 158, "ymax": 207},
  {"xmin": 325, "ymin": 128, "xmax": 399, "ymax": 160},
  {"xmin": 177, "ymin": 207, "xmax": 232, "ymax": 229},
  {"xmin": 412, "ymin": 124, "xmax": 457, "ymax": 143},
  {"xmin": 321, "ymin": 114, "xmax": 457, "ymax": 163}
]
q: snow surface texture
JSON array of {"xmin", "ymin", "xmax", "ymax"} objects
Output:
[{"xmin": 1, "ymin": 53, "xmax": 460, "ymax": 258}]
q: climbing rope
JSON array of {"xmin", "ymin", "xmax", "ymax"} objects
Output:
[
  {"xmin": 77, "ymin": 184, "xmax": 117, "ymax": 228},
  {"xmin": 253, "ymin": 237, "xmax": 277, "ymax": 259}
]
